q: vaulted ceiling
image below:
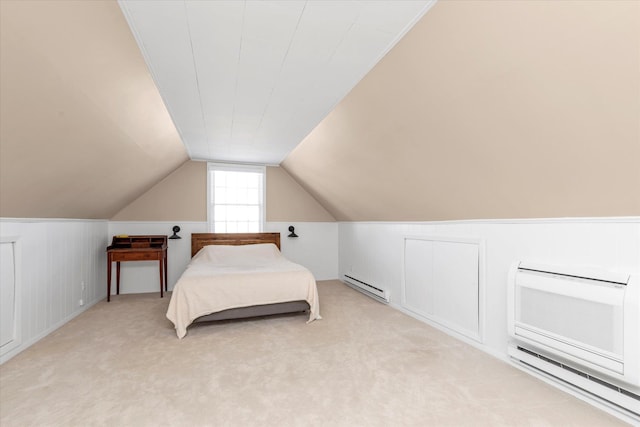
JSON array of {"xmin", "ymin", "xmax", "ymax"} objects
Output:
[{"xmin": 119, "ymin": 0, "xmax": 434, "ymax": 164}]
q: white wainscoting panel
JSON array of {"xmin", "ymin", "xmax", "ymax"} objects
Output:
[
  {"xmin": 107, "ymin": 221, "xmax": 338, "ymax": 296},
  {"xmin": 1, "ymin": 237, "xmax": 20, "ymax": 357},
  {"xmin": 0, "ymin": 219, "xmax": 108, "ymax": 364},
  {"xmin": 403, "ymin": 236, "xmax": 482, "ymax": 342},
  {"xmin": 339, "ymin": 218, "xmax": 640, "ymax": 359},
  {"xmin": 265, "ymin": 222, "xmax": 338, "ymax": 280}
]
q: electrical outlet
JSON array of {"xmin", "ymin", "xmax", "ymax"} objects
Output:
[{"xmin": 79, "ymin": 299, "xmax": 84, "ymax": 306}]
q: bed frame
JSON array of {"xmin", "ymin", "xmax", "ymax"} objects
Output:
[{"xmin": 189, "ymin": 232, "xmax": 309, "ymax": 324}]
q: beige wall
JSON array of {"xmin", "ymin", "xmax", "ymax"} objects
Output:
[
  {"xmin": 266, "ymin": 167, "xmax": 335, "ymax": 222},
  {"xmin": 111, "ymin": 162, "xmax": 335, "ymax": 222},
  {"xmin": 282, "ymin": 0, "xmax": 640, "ymax": 221},
  {"xmin": 0, "ymin": 1, "xmax": 188, "ymax": 219},
  {"xmin": 110, "ymin": 161, "xmax": 207, "ymax": 221}
]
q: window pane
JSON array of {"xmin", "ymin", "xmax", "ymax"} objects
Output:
[
  {"xmin": 226, "ymin": 186, "xmax": 237, "ymax": 204},
  {"xmin": 236, "ymin": 172, "xmax": 248, "ymax": 188},
  {"xmin": 246, "ymin": 173, "xmax": 259, "ymax": 189},
  {"xmin": 227, "ymin": 172, "xmax": 238, "ymax": 188},
  {"xmin": 229, "ymin": 206, "xmax": 239, "ymax": 221},
  {"xmin": 233, "ymin": 206, "xmax": 242, "ymax": 221},
  {"xmin": 214, "ymin": 171, "xmax": 226, "ymax": 186},
  {"xmin": 248, "ymin": 206, "xmax": 259, "ymax": 221},
  {"xmin": 227, "ymin": 222, "xmax": 238, "ymax": 233},
  {"xmin": 215, "ymin": 187, "xmax": 226, "ymax": 204},
  {"xmin": 236, "ymin": 188, "xmax": 248, "ymax": 204},
  {"xmin": 247, "ymin": 189, "xmax": 259, "ymax": 204},
  {"xmin": 214, "ymin": 222, "xmax": 226, "ymax": 233},
  {"xmin": 214, "ymin": 205, "xmax": 226, "ymax": 221},
  {"xmin": 239, "ymin": 206, "xmax": 250, "ymax": 221},
  {"xmin": 237, "ymin": 222, "xmax": 249, "ymax": 233}
]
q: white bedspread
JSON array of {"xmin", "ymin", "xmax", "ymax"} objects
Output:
[{"xmin": 166, "ymin": 243, "xmax": 321, "ymax": 338}]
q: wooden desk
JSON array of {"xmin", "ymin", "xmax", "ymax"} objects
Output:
[{"xmin": 106, "ymin": 235, "xmax": 168, "ymax": 302}]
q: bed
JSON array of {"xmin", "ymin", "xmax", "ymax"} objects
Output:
[{"xmin": 166, "ymin": 233, "xmax": 321, "ymax": 338}]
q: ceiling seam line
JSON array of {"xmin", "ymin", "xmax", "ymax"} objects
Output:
[
  {"xmin": 118, "ymin": 2, "xmax": 195, "ymax": 160},
  {"xmin": 231, "ymin": 0, "xmax": 247, "ymax": 143},
  {"xmin": 326, "ymin": 4, "xmax": 363, "ymax": 64},
  {"xmin": 183, "ymin": 0, "xmax": 211, "ymax": 159},
  {"xmin": 252, "ymin": 1, "xmax": 308, "ymax": 145}
]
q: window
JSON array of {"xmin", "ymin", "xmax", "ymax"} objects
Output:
[{"xmin": 207, "ymin": 163, "xmax": 265, "ymax": 233}]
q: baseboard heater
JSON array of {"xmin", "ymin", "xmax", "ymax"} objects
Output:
[
  {"xmin": 509, "ymin": 345, "xmax": 640, "ymax": 422},
  {"xmin": 344, "ymin": 274, "xmax": 390, "ymax": 303},
  {"xmin": 507, "ymin": 261, "xmax": 639, "ymax": 422}
]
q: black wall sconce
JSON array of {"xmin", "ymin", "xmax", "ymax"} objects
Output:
[
  {"xmin": 169, "ymin": 225, "xmax": 182, "ymax": 239},
  {"xmin": 287, "ymin": 225, "xmax": 298, "ymax": 238}
]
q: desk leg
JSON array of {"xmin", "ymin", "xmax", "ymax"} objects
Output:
[
  {"xmin": 164, "ymin": 251, "xmax": 168, "ymax": 292},
  {"xmin": 116, "ymin": 262, "xmax": 121, "ymax": 295},
  {"xmin": 107, "ymin": 257, "xmax": 112, "ymax": 303},
  {"xmin": 159, "ymin": 258, "xmax": 164, "ymax": 298}
]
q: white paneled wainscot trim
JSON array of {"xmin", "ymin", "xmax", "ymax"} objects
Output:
[
  {"xmin": 107, "ymin": 221, "xmax": 338, "ymax": 296},
  {"xmin": 1, "ymin": 236, "xmax": 21, "ymax": 359},
  {"xmin": 0, "ymin": 219, "xmax": 108, "ymax": 364},
  {"xmin": 403, "ymin": 236, "xmax": 485, "ymax": 343},
  {"xmin": 339, "ymin": 218, "xmax": 640, "ymax": 360}
]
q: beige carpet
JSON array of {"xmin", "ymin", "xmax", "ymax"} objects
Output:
[{"xmin": 0, "ymin": 280, "xmax": 624, "ymax": 426}]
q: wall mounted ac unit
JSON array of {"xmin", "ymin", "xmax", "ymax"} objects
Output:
[{"xmin": 507, "ymin": 261, "xmax": 639, "ymax": 422}]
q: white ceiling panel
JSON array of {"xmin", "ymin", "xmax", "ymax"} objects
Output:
[
  {"xmin": 185, "ymin": 2, "xmax": 242, "ymax": 151},
  {"xmin": 119, "ymin": 0, "xmax": 435, "ymax": 164}
]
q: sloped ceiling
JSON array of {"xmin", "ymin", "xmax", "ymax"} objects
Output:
[
  {"xmin": 0, "ymin": 0, "xmax": 187, "ymax": 219},
  {"xmin": 118, "ymin": 0, "xmax": 434, "ymax": 164},
  {"xmin": 282, "ymin": 0, "xmax": 640, "ymax": 220}
]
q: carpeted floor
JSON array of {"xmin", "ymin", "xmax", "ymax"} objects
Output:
[{"xmin": 0, "ymin": 280, "xmax": 624, "ymax": 426}]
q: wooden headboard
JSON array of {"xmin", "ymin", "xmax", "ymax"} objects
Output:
[{"xmin": 191, "ymin": 233, "xmax": 281, "ymax": 257}]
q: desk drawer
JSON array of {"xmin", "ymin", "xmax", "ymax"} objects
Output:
[{"xmin": 112, "ymin": 251, "xmax": 160, "ymax": 262}]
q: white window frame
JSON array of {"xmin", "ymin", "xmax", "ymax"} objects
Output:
[{"xmin": 207, "ymin": 163, "xmax": 266, "ymax": 233}]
